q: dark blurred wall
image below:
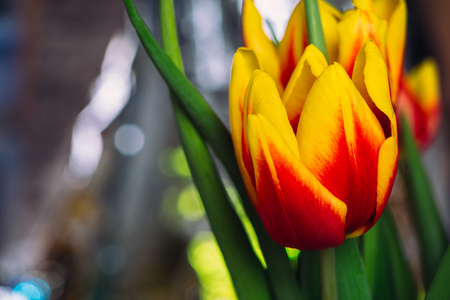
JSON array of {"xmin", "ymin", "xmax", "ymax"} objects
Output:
[{"xmin": 0, "ymin": 0, "xmax": 123, "ymax": 280}]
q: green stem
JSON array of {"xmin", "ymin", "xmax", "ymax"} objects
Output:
[
  {"xmin": 124, "ymin": 2, "xmax": 300, "ymax": 299},
  {"xmin": 320, "ymin": 248, "xmax": 337, "ymax": 300},
  {"xmin": 304, "ymin": 0, "xmax": 328, "ymax": 62},
  {"xmin": 160, "ymin": 1, "xmax": 271, "ymax": 298}
]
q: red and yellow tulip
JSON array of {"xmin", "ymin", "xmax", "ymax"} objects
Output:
[
  {"xmin": 242, "ymin": 0, "xmax": 341, "ymax": 92},
  {"xmin": 229, "ymin": 40, "xmax": 398, "ymax": 250},
  {"xmin": 338, "ymin": 0, "xmax": 441, "ymax": 147},
  {"xmin": 396, "ymin": 59, "xmax": 441, "ymax": 149},
  {"xmin": 338, "ymin": 0, "xmax": 406, "ymax": 103},
  {"xmin": 243, "ymin": 0, "xmax": 441, "ymax": 148}
]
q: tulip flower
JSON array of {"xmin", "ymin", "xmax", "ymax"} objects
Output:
[
  {"xmin": 229, "ymin": 40, "xmax": 398, "ymax": 250},
  {"xmin": 337, "ymin": 0, "xmax": 406, "ymax": 104},
  {"xmin": 396, "ymin": 59, "xmax": 441, "ymax": 149},
  {"xmin": 242, "ymin": 0, "xmax": 341, "ymax": 91},
  {"xmin": 338, "ymin": 0, "xmax": 441, "ymax": 148}
]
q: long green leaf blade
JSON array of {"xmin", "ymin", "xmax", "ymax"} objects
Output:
[
  {"xmin": 363, "ymin": 219, "xmax": 395, "ymax": 299},
  {"xmin": 304, "ymin": 0, "xmax": 328, "ymax": 61},
  {"xmin": 160, "ymin": 1, "xmax": 271, "ymax": 298},
  {"xmin": 173, "ymin": 103, "xmax": 271, "ymax": 300},
  {"xmin": 124, "ymin": 0, "xmax": 251, "ymax": 234},
  {"xmin": 299, "ymin": 251, "xmax": 321, "ymax": 300},
  {"xmin": 335, "ymin": 239, "xmax": 371, "ymax": 300},
  {"xmin": 381, "ymin": 209, "xmax": 416, "ymax": 300},
  {"xmin": 125, "ymin": 1, "xmax": 301, "ymax": 299},
  {"xmin": 400, "ymin": 115, "xmax": 447, "ymax": 288},
  {"xmin": 426, "ymin": 246, "xmax": 450, "ymax": 299},
  {"xmin": 364, "ymin": 210, "xmax": 416, "ymax": 300}
]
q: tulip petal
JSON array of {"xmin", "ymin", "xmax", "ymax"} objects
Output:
[
  {"xmin": 282, "ymin": 45, "xmax": 327, "ymax": 131},
  {"xmin": 247, "ymin": 113, "xmax": 347, "ymax": 250},
  {"xmin": 353, "ymin": 0, "xmax": 375, "ymax": 12},
  {"xmin": 277, "ymin": 1, "xmax": 340, "ymax": 89},
  {"xmin": 385, "ymin": 0, "xmax": 406, "ymax": 104},
  {"xmin": 320, "ymin": 0, "xmax": 342, "ymax": 20},
  {"xmin": 352, "ymin": 40, "xmax": 396, "ymax": 138},
  {"xmin": 348, "ymin": 41, "xmax": 398, "ymax": 236},
  {"xmin": 372, "ymin": 0, "xmax": 402, "ymax": 21},
  {"xmin": 338, "ymin": 9, "xmax": 387, "ymax": 75},
  {"xmin": 244, "ymin": 70, "xmax": 299, "ymax": 159},
  {"xmin": 297, "ymin": 63, "xmax": 385, "ymax": 234},
  {"xmin": 242, "ymin": 0, "xmax": 280, "ymax": 85},
  {"xmin": 396, "ymin": 59, "xmax": 441, "ymax": 148},
  {"xmin": 406, "ymin": 59, "xmax": 441, "ymax": 116},
  {"xmin": 277, "ymin": 1, "xmax": 308, "ymax": 89},
  {"xmin": 229, "ymin": 48, "xmax": 261, "ymax": 204},
  {"xmin": 372, "ymin": 136, "xmax": 398, "ymax": 228},
  {"xmin": 347, "ymin": 137, "xmax": 398, "ymax": 237}
]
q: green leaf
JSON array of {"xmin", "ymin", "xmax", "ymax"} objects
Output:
[
  {"xmin": 335, "ymin": 239, "xmax": 371, "ymax": 300},
  {"xmin": 304, "ymin": 0, "xmax": 328, "ymax": 61},
  {"xmin": 363, "ymin": 219, "xmax": 395, "ymax": 299},
  {"xmin": 160, "ymin": 1, "xmax": 271, "ymax": 299},
  {"xmin": 381, "ymin": 210, "xmax": 416, "ymax": 300},
  {"xmin": 426, "ymin": 246, "xmax": 450, "ymax": 299},
  {"xmin": 399, "ymin": 115, "xmax": 447, "ymax": 288},
  {"xmin": 261, "ymin": 240, "xmax": 303, "ymax": 300},
  {"xmin": 173, "ymin": 102, "xmax": 271, "ymax": 300},
  {"xmin": 160, "ymin": 0, "xmax": 184, "ymax": 72},
  {"xmin": 298, "ymin": 251, "xmax": 321, "ymax": 300},
  {"xmin": 125, "ymin": 1, "xmax": 301, "ymax": 299},
  {"xmin": 363, "ymin": 209, "xmax": 416, "ymax": 300}
]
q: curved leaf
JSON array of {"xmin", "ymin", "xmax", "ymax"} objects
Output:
[
  {"xmin": 399, "ymin": 114, "xmax": 447, "ymax": 288},
  {"xmin": 335, "ymin": 239, "xmax": 371, "ymax": 300},
  {"xmin": 426, "ymin": 246, "xmax": 450, "ymax": 299}
]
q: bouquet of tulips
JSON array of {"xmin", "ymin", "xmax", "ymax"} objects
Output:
[{"xmin": 124, "ymin": 0, "xmax": 449, "ymax": 298}]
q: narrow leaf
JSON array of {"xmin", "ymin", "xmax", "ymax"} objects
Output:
[
  {"xmin": 125, "ymin": 1, "xmax": 301, "ymax": 299},
  {"xmin": 400, "ymin": 115, "xmax": 447, "ymax": 288},
  {"xmin": 299, "ymin": 251, "xmax": 321, "ymax": 300},
  {"xmin": 335, "ymin": 239, "xmax": 371, "ymax": 300},
  {"xmin": 426, "ymin": 246, "xmax": 450, "ymax": 299},
  {"xmin": 160, "ymin": 1, "xmax": 271, "ymax": 299},
  {"xmin": 381, "ymin": 209, "xmax": 416, "ymax": 300},
  {"xmin": 363, "ymin": 209, "xmax": 416, "ymax": 300},
  {"xmin": 363, "ymin": 219, "xmax": 395, "ymax": 299},
  {"xmin": 304, "ymin": 0, "xmax": 328, "ymax": 61},
  {"xmin": 173, "ymin": 103, "xmax": 271, "ymax": 300}
]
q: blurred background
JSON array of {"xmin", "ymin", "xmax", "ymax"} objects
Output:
[{"xmin": 0, "ymin": 0, "xmax": 448, "ymax": 299}]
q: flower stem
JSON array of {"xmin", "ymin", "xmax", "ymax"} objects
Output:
[
  {"xmin": 320, "ymin": 248, "xmax": 338, "ymax": 300},
  {"xmin": 304, "ymin": 0, "xmax": 328, "ymax": 62}
]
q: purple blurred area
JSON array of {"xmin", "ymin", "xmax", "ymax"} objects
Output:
[{"xmin": 0, "ymin": 0, "xmax": 448, "ymax": 299}]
